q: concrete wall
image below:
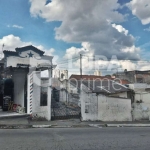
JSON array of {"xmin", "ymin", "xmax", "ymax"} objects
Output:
[
  {"xmin": 27, "ymin": 71, "xmax": 51, "ymax": 120},
  {"xmin": 132, "ymin": 103, "xmax": 150, "ymax": 121},
  {"xmin": 12, "ymin": 70, "xmax": 27, "ymax": 107},
  {"xmin": 81, "ymin": 85, "xmax": 132, "ymax": 121},
  {"xmin": 132, "ymin": 92, "xmax": 150, "ymax": 120},
  {"xmin": 134, "ymin": 92, "xmax": 150, "ymax": 103},
  {"xmin": 98, "ymin": 96, "xmax": 132, "ymax": 121},
  {"xmin": 81, "ymin": 92, "xmax": 98, "ymax": 121},
  {"xmin": 128, "ymin": 84, "xmax": 150, "ymax": 120}
]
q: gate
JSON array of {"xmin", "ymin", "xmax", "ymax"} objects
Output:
[{"xmin": 51, "ymin": 101, "xmax": 81, "ymax": 120}]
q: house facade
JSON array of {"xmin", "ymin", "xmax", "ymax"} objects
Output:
[
  {"xmin": 80, "ymin": 80, "xmax": 132, "ymax": 121},
  {"xmin": 0, "ymin": 45, "xmax": 55, "ymax": 120}
]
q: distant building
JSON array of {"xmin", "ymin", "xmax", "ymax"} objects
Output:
[
  {"xmin": 116, "ymin": 70, "xmax": 150, "ymax": 83},
  {"xmin": 94, "ymin": 70, "xmax": 102, "ymax": 76},
  {"xmin": 69, "ymin": 74, "xmax": 130, "ymax": 85},
  {"xmin": 53, "ymin": 69, "xmax": 68, "ymax": 80},
  {"xmin": 60, "ymin": 70, "xmax": 68, "ymax": 80}
]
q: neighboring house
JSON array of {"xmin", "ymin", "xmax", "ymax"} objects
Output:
[
  {"xmin": 116, "ymin": 70, "xmax": 150, "ymax": 84},
  {"xmin": 69, "ymin": 74, "xmax": 130, "ymax": 85},
  {"xmin": 80, "ymin": 80, "xmax": 132, "ymax": 121},
  {"xmin": 70, "ymin": 74, "xmax": 113, "ymax": 81},
  {"xmin": 128, "ymin": 83, "xmax": 150, "ymax": 121},
  {"xmin": 0, "ymin": 45, "xmax": 56, "ymax": 120}
]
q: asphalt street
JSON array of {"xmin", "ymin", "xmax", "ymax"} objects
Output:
[{"xmin": 0, "ymin": 127, "xmax": 150, "ymax": 150}]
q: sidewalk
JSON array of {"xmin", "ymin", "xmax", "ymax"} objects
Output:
[{"xmin": 1, "ymin": 117, "xmax": 150, "ymax": 129}]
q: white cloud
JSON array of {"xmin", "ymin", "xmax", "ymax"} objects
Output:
[
  {"xmin": 37, "ymin": 45, "xmax": 55, "ymax": 56},
  {"xmin": 0, "ymin": 34, "xmax": 31, "ymax": 51},
  {"xmin": 7, "ymin": 25, "xmax": 24, "ymax": 29},
  {"xmin": 144, "ymin": 27, "xmax": 150, "ymax": 32},
  {"xmin": 29, "ymin": 0, "xmax": 140, "ymax": 61},
  {"xmin": 12, "ymin": 25, "xmax": 24, "ymax": 29},
  {"xmin": 121, "ymin": 45, "xmax": 140, "ymax": 53},
  {"xmin": 64, "ymin": 42, "xmax": 93, "ymax": 59},
  {"xmin": 0, "ymin": 34, "xmax": 55, "ymax": 57},
  {"xmin": 127, "ymin": 0, "xmax": 150, "ymax": 25},
  {"xmin": 112, "ymin": 24, "xmax": 128, "ymax": 35}
]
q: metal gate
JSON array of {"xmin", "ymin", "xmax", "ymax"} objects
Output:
[{"xmin": 51, "ymin": 101, "xmax": 81, "ymax": 120}]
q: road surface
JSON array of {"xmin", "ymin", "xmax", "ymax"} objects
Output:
[{"xmin": 0, "ymin": 127, "xmax": 150, "ymax": 150}]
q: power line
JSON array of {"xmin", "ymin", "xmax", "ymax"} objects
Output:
[
  {"xmin": 56, "ymin": 56, "xmax": 79, "ymax": 64},
  {"xmin": 57, "ymin": 57, "xmax": 79, "ymax": 65},
  {"xmin": 81, "ymin": 54, "xmax": 150, "ymax": 62}
]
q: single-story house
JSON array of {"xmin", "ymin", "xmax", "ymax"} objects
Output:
[{"xmin": 80, "ymin": 80, "xmax": 132, "ymax": 121}]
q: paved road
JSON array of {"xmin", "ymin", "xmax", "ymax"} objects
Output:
[{"xmin": 0, "ymin": 127, "xmax": 150, "ymax": 150}]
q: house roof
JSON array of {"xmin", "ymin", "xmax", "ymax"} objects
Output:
[
  {"xmin": 3, "ymin": 45, "xmax": 45, "ymax": 58},
  {"xmin": 114, "ymin": 79, "xmax": 131, "ymax": 85},
  {"xmin": 70, "ymin": 74, "xmax": 113, "ymax": 80},
  {"xmin": 119, "ymin": 70, "xmax": 150, "ymax": 75},
  {"xmin": 70, "ymin": 79, "xmax": 129, "ymax": 94},
  {"xmin": 69, "ymin": 75, "xmax": 130, "ymax": 85},
  {"xmin": 3, "ymin": 50, "xmax": 18, "ymax": 56},
  {"xmin": 15, "ymin": 45, "xmax": 45, "ymax": 56},
  {"xmin": 82, "ymin": 80, "xmax": 128, "ymax": 94}
]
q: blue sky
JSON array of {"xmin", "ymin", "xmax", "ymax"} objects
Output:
[
  {"xmin": 0, "ymin": 0, "xmax": 150, "ymax": 72},
  {"xmin": 0, "ymin": 0, "xmax": 80, "ymax": 55}
]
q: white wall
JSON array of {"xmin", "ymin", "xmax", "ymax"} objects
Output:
[
  {"xmin": 81, "ymin": 85, "xmax": 132, "ymax": 121},
  {"xmin": 27, "ymin": 71, "xmax": 51, "ymax": 120},
  {"xmin": 132, "ymin": 103, "xmax": 150, "ymax": 121},
  {"xmin": 12, "ymin": 70, "xmax": 26, "ymax": 107},
  {"xmin": 98, "ymin": 96, "xmax": 132, "ymax": 121},
  {"xmin": 132, "ymin": 92, "xmax": 150, "ymax": 120},
  {"xmin": 81, "ymin": 92, "xmax": 98, "ymax": 121},
  {"xmin": 128, "ymin": 84, "xmax": 150, "ymax": 120},
  {"xmin": 6, "ymin": 54, "xmax": 52, "ymax": 68},
  {"xmin": 134, "ymin": 92, "xmax": 150, "ymax": 103}
]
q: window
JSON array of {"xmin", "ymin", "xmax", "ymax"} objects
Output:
[{"xmin": 40, "ymin": 87, "xmax": 47, "ymax": 106}]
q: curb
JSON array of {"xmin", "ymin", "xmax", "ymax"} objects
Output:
[
  {"xmin": 0, "ymin": 124, "xmax": 32, "ymax": 129},
  {"xmin": 0, "ymin": 124, "xmax": 92, "ymax": 129},
  {"xmin": 1, "ymin": 124, "xmax": 150, "ymax": 129},
  {"xmin": 107, "ymin": 124, "xmax": 150, "ymax": 127},
  {"xmin": 0, "ymin": 114, "xmax": 30, "ymax": 119}
]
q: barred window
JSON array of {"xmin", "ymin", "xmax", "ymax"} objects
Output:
[{"xmin": 40, "ymin": 87, "xmax": 47, "ymax": 106}]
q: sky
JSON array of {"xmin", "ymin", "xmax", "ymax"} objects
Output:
[{"xmin": 0, "ymin": 0, "xmax": 150, "ymax": 75}]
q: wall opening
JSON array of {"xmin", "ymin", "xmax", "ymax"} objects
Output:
[{"xmin": 40, "ymin": 87, "xmax": 47, "ymax": 106}]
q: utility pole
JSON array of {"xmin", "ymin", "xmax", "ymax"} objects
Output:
[
  {"xmin": 93, "ymin": 55, "xmax": 95, "ymax": 71},
  {"xmin": 80, "ymin": 54, "xmax": 82, "ymax": 79},
  {"xmin": 80, "ymin": 54, "xmax": 82, "ymax": 94}
]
